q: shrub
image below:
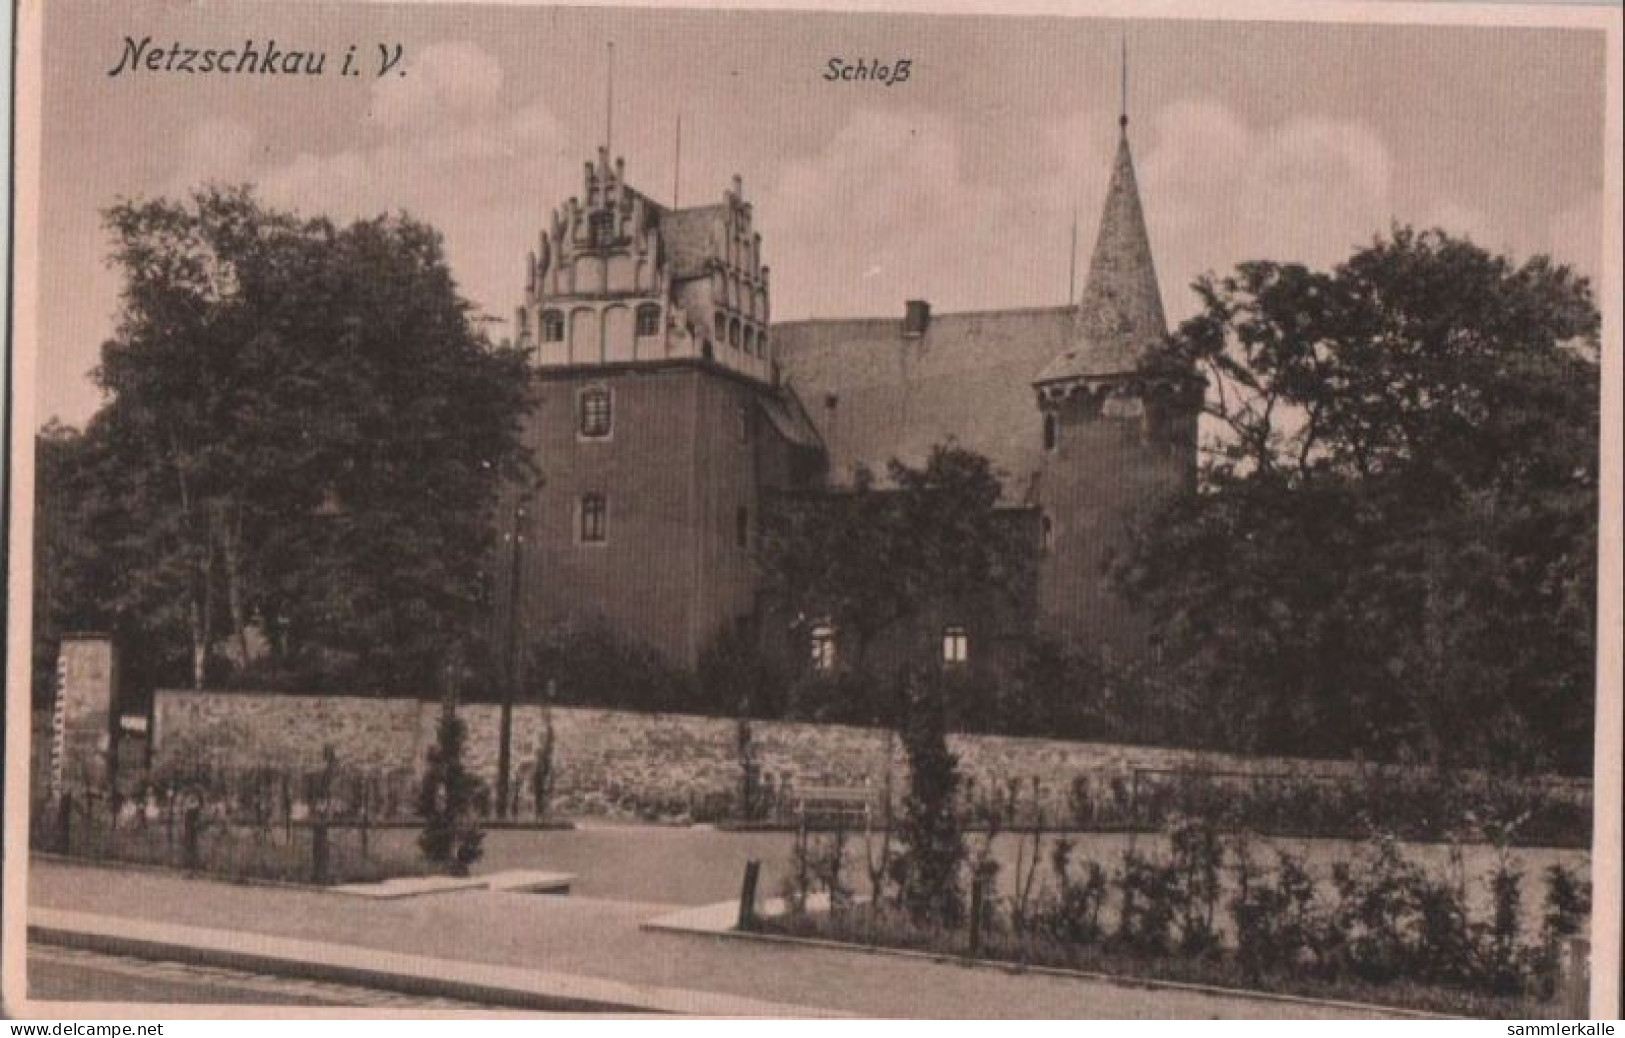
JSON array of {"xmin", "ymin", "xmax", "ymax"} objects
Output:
[
  {"xmin": 1328, "ymin": 833, "xmax": 1426, "ymax": 983},
  {"xmin": 1231, "ymin": 842, "xmax": 1326, "ymax": 978},
  {"xmin": 1115, "ymin": 848, "xmax": 1178, "ymax": 957},
  {"xmin": 1037, "ymin": 838, "xmax": 1108, "ymax": 946},
  {"xmin": 417, "ymin": 704, "xmax": 486, "ymax": 876}
]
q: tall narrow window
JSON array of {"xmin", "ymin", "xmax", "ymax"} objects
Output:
[
  {"xmin": 736, "ymin": 402, "xmax": 751, "ymax": 444},
  {"xmin": 542, "ymin": 310, "xmax": 565, "ymax": 342},
  {"xmin": 942, "ymin": 625, "xmax": 969, "ymax": 666},
  {"xmin": 635, "ymin": 304, "xmax": 661, "ymax": 337},
  {"xmin": 579, "ymin": 493, "xmax": 607, "ymax": 544},
  {"xmin": 735, "ymin": 506, "xmax": 750, "ymax": 549},
  {"xmin": 810, "ymin": 623, "xmax": 837, "ymax": 672},
  {"xmin": 1040, "ymin": 513, "xmax": 1054, "ymax": 553},
  {"xmin": 589, "ymin": 210, "xmax": 615, "ymax": 247},
  {"xmin": 1043, "ymin": 412, "xmax": 1058, "ymax": 452},
  {"xmin": 729, "ymin": 319, "xmax": 742, "ymax": 349},
  {"xmin": 715, "ymin": 310, "xmax": 727, "ymax": 340},
  {"xmin": 578, "ymin": 387, "xmax": 612, "ymax": 438}
]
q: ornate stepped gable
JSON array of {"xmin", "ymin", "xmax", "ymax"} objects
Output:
[{"xmin": 517, "ymin": 150, "xmax": 774, "ymax": 383}]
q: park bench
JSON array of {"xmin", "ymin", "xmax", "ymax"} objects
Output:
[{"xmin": 792, "ymin": 785, "xmax": 873, "ymax": 828}]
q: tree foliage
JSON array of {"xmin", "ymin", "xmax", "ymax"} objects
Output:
[
  {"xmin": 757, "ymin": 445, "xmax": 1037, "ymax": 687},
  {"xmin": 37, "ymin": 186, "xmax": 533, "ymax": 698},
  {"xmin": 1119, "ymin": 228, "xmax": 1600, "ymax": 771},
  {"xmin": 889, "ymin": 669, "xmax": 968, "ymax": 925}
]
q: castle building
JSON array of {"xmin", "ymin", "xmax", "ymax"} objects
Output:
[{"xmin": 508, "ymin": 114, "xmax": 1196, "ymax": 675}]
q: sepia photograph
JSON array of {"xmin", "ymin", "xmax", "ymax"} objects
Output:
[{"xmin": 4, "ymin": 0, "xmax": 1621, "ymax": 1022}]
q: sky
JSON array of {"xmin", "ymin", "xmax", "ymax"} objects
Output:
[{"xmin": 31, "ymin": 1, "xmax": 1611, "ymax": 426}]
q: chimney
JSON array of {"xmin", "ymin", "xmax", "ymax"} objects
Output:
[{"xmin": 903, "ymin": 299, "xmax": 931, "ymax": 338}]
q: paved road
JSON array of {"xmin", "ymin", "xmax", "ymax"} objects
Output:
[
  {"xmin": 27, "ymin": 944, "xmax": 490, "ymax": 1009},
  {"xmin": 29, "ymin": 858, "xmax": 1402, "ymax": 1018}
]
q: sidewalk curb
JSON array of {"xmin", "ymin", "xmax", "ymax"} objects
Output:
[
  {"xmin": 29, "ymin": 908, "xmax": 841, "ymax": 1017},
  {"xmin": 643, "ymin": 902, "xmax": 1450, "ymax": 1020}
]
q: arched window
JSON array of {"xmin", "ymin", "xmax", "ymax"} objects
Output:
[
  {"xmin": 743, "ymin": 327, "xmax": 755, "ymax": 355},
  {"xmin": 579, "ymin": 493, "xmax": 608, "ymax": 544},
  {"xmin": 1042, "ymin": 412, "xmax": 1058, "ymax": 452},
  {"xmin": 729, "ymin": 319, "xmax": 741, "ymax": 349},
  {"xmin": 541, "ymin": 310, "xmax": 566, "ymax": 342},
  {"xmin": 715, "ymin": 310, "xmax": 727, "ymax": 340},
  {"xmin": 578, "ymin": 386, "xmax": 612, "ymax": 438},
  {"xmin": 635, "ymin": 304, "xmax": 661, "ymax": 337}
]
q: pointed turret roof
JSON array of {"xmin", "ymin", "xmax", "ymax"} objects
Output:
[{"xmin": 1036, "ymin": 122, "xmax": 1167, "ymax": 385}]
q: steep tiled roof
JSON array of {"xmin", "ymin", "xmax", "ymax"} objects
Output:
[
  {"xmin": 1036, "ymin": 129, "xmax": 1167, "ymax": 385},
  {"xmin": 773, "ymin": 308, "xmax": 1077, "ymax": 503},
  {"xmin": 661, "ymin": 204, "xmax": 727, "ymax": 280}
]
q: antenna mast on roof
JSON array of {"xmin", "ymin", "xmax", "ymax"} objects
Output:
[
  {"xmin": 1069, "ymin": 205, "xmax": 1079, "ymax": 305},
  {"xmin": 1119, "ymin": 34, "xmax": 1129, "ymax": 132},
  {"xmin": 605, "ymin": 41, "xmax": 615, "ymax": 156}
]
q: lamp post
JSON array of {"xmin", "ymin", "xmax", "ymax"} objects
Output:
[{"xmin": 496, "ymin": 495, "xmax": 527, "ymax": 820}]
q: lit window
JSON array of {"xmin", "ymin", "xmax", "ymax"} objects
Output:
[
  {"xmin": 635, "ymin": 304, "xmax": 661, "ymax": 337},
  {"xmin": 542, "ymin": 310, "xmax": 565, "ymax": 342},
  {"xmin": 942, "ymin": 626, "xmax": 969, "ymax": 665},
  {"xmin": 579, "ymin": 387, "xmax": 612, "ymax": 438},
  {"xmin": 1043, "ymin": 412, "xmax": 1058, "ymax": 452},
  {"xmin": 809, "ymin": 623, "xmax": 837, "ymax": 672},
  {"xmin": 579, "ymin": 493, "xmax": 607, "ymax": 543},
  {"xmin": 735, "ymin": 506, "xmax": 750, "ymax": 549}
]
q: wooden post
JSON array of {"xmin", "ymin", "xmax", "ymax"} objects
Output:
[
  {"xmin": 969, "ymin": 874, "xmax": 987, "ymax": 957},
  {"xmin": 311, "ymin": 822, "xmax": 330, "ymax": 885},
  {"xmin": 737, "ymin": 859, "xmax": 761, "ymax": 930},
  {"xmin": 182, "ymin": 802, "xmax": 201, "ymax": 872},
  {"xmin": 56, "ymin": 792, "xmax": 72, "ymax": 855},
  {"xmin": 1562, "ymin": 936, "xmax": 1590, "ymax": 1018}
]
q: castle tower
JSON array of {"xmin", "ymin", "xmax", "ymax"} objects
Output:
[
  {"xmin": 506, "ymin": 155, "xmax": 817, "ymax": 669},
  {"xmin": 1032, "ymin": 114, "xmax": 1199, "ymax": 660}
]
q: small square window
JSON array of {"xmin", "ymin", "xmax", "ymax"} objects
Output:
[
  {"xmin": 635, "ymin": 304, "xmax": 661, "ymax": 337},
  {"xmin": 942, "ymin": 625, "xmax": 969, "ymax": 665},
  {"xmin": 579, "ymin": 493, "xmax": 608, "ymax": 544},
  {"xmin": 542, "ymin": 311, "xmax": 565, "ymax": 343},
  {"xmin": 810, "ymin": 623, "xmax": 837, "ymax": 672}
]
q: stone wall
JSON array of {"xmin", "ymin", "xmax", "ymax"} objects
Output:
[{"xmin": 148, "ymin": 689, "xmax": 1592, "ymax": 821}]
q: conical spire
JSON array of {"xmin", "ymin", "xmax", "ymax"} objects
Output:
[{"xmin": 1037, "ymin": 123, "xmax": 1166, "ymax": 384}]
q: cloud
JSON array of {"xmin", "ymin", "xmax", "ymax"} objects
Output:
[
  {"xmin": 761, "ymin": 108, "xmax": 1116, "ymax": 320},
  {"xmin": 367, "ymin": 41, "xmax": 504, "ymax": 130},
  {"xmin": 164, "ymin": 118, "xmax": 258, "ymax": 197},
  {"xmin": 1545, "ymin": 190, "xmax": 1604, "ymax": 281},
  {"xmin": 152, "ymin": 43, "xmax": 572, "ymax": 327},
  {"xmin": 1138, "ymin": 100, "xmax": 1397, "ymax": 308}
]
